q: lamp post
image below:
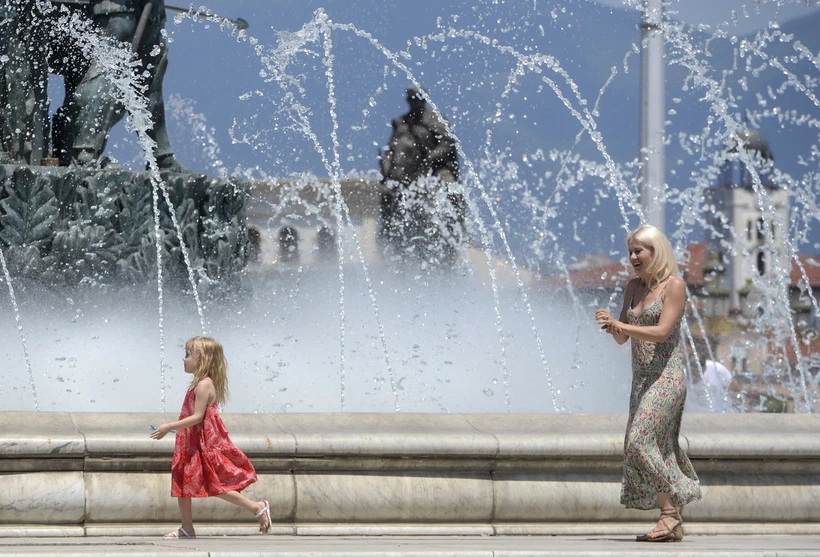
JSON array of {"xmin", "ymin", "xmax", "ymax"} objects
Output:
[{"xmin": 639, "ymin": 0, "xmax": 665, "ymax": 231}]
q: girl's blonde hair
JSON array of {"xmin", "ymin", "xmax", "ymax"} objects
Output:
[
  {"xmin": 186, "ymin": 336, "xmax": 229, "ymax": 405},
  {"xmin": 627, "ymin": 225, "xmax": 679, "ymax": 290}
]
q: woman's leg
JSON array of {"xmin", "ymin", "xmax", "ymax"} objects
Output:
[
  {"xmin": 216, "ymin": 491, "xmax": 270, "ymax": 531},
  {"xmin": 645, "ymin": 493, "xmax": 682, "ymax": 540},
  {"xmin": 657, "ymin": 493, "xmax": 675, "ymax": 513}
]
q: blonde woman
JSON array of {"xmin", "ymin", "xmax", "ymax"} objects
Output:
[{"xmin": 595, "ymin": 225, "xmax": 701, "ymax": 542}]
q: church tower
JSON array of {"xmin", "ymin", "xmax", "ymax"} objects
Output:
[{"xmin": 704, "ymin": 128, "xmax": 789, "ymax": 314}]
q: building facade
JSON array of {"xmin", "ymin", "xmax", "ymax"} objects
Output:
[{"xmin": 703, "ymin": 129, "xmax": 790, "ymax": 316}]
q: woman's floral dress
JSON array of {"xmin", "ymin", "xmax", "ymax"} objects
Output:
[{"xmin": 622, "ymin": 291, "xmax": 702, "ymax": 510}]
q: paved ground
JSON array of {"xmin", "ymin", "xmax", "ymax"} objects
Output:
[{"xmin": 0, "ymin": 535, "xmax": 818, "ymax": 556}]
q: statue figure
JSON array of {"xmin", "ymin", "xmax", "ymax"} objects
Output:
[
  {"xmin": 379, "ymin": 86, "xmax": 465, "ymax": 263},
  {"xmin": 0, "ymin": 0, "xmax": 51, "ymax": 165},
  {"xmin": 0, "ymin": 1, "xmax": 248, "ymax": 289},
  {"xmin": 278, "ymin": 226, "xmax": 299, "ymax": 263},
  {"xmin": 50, "ymin": 0, "xmax": 188, "ymax": 171}
]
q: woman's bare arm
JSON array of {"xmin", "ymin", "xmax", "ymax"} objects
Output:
[
  {"xmin": 613, "ymin": 277, "xmax": 686, "ymax": 343},
  {"xmin": 595, "ymin": 279, "xmax": 637, "ymax": 345}
]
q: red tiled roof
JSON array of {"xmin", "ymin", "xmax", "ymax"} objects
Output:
[
  {"xmin": 545, "ymin": 242, "xmax": 820, "ymax": 290},
  {"xmin": 545, "ymin": 242, "xmax": 707, "ymax": 290},
  {"xmin": 790, "ymin": 254, "xmax": 820, "ymax": 288},
  {"xmin": 561, "ymin": 261, "xmax": 632, "ymax": 289},
  {"xmin": 679, "ymin": 242, "xmax": 706, "ymax": 286}
]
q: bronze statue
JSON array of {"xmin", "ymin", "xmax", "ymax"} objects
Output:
[
  {"xmin": 380, "ymin": 86, "xmax": 459, "ymax": 187},
  {"xmin": 0, "ymin": 1, "xmax": 51, "ymax": 165},
  {"xmin": 0, "ymin": 1, "xmax": 249, "ymax": 290},
  {"xmin": 379, "ymin": 86, "xmax": 465, "ymax": 264},
  {"xmin": 51, "ymin": 0, "xmax": 188, "ymax": 171},
  {"xmin": 0, "ymin": 0, "xmax": 186, "ymax": 169}
]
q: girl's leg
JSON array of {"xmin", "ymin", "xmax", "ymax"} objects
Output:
[
  {"xmin": 163, "ymin": 497, "xmax": 195, "ymax": 539},
  {"xmin": 216, "ymin": 491, "xmax": 270, "ymax": 531},
  {"xmin": 178, "ymin": 497, "xmax": 195, "ymax": 536}
]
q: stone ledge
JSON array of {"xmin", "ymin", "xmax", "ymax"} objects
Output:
[
  {"xmin": 0, "ymin": 412, "xmax": 84, "ymax": 458},
  {"xmin": 1, "ymin": 412, "xmax": 818, "ymax": 531},
  {"xmin": 681, "ymin": 413, "xmax": 820, "ymax": 458},
  {"xmin": 5, "ymin": 412, "xmax": 818, "ymax": 463}
]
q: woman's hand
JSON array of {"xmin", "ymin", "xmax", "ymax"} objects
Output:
[
  {"xmin": 150, "ymin": 424, "xmax": 172, "ymax": 440},
  {"xmin": 595, "ymin": 309, "xmax": 623, "ymax": 335}
]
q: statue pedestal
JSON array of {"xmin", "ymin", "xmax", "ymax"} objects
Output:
[{"xmin": 0, "ymin": 165, "xmax": 249, "ymax": 288}]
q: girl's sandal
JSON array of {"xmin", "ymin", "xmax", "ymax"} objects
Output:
[
  {"xmin": 256, "ymin": 500, "xmax": 272, "ymax": 534},
  {"xmin": 163, "ymin": 526, "xmax": 195, "ymax": 539},
  {"xmin": 636, "ymin": 509, "xmax": 683, "ymax": 543}
]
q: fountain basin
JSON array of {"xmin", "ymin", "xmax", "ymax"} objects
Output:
[{"xmin": 1, "ymin": 412, "xmax": 819, "ymax": 537}]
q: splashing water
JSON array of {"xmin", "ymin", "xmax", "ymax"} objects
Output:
[
  {"xmin": 0, "ymin": 249, "xmax": 37, "ymax": 411},
  {"xmin": 38, "ymin": 0, "xmax": 209, "ymax": 409},
  {"xmin": 2, "ymin": 1, "xmax": 820, "ymax": 414}
]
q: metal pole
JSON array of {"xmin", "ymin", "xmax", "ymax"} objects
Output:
[{"xmin": 639, "ymin": 0, "xmax": 665, "ymax": 231}]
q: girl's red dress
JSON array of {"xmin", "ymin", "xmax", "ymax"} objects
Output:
[{"xmin": 171, "ymin": 386, "xmax": 257, "ymax": 497}]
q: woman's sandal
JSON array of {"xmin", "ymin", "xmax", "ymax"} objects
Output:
[
  {"xmin": 256, "ymin": 500, "xmax": 272, "ymax": 534},
  {"xmin": 636, "ymin": 508, "xmax": 683, "ymax": 543},
  {"xmin": 163, "ymin": 526, "xmax": 195, "ymax": 539}
]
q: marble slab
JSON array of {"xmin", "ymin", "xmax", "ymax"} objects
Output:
[
  {"xmin": 0, "ymin": 412, "xmax": 84, "ymax": 458},
  {"xmin": 294, "ymin": 471, "xmax": 493, "ymax": 522},
  {"xmin": 685, "ymin": 474, "xmax": 820, "ymax": 522},
  {"xmin": 70, "ymin": 412, "xmax": 295, "ymax": 458},
  {"xmin": 85, "ymin": 472, "xmax": 296, "ymax": 522},
  {"xmin": 464, "ymin": 414, "xmax": 627, "ymax": 458},
  {"xmin": 491, "ymin": 472, "xmax": 645, "ymax": 521},
  {"xmin": 681, "ymin": 413, "xmax": 820, "ymax": 458},
  {"xmin": 272, "ymin": 413, "xmax": 498, "ymax": 458},
  {"xmin": 0, "ymin": 471, "xmax": 84, "ymax": 524}
]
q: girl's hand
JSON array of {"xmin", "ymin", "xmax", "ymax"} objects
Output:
[
  {"xmin": 150, "ymin": 424, "xmax": 172, "ymax": 440},
  {"xmin": 595, "ymin": 309, "xmax": 622, "ymax": 335}
]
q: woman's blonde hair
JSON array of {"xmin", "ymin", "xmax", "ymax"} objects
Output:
[
  {"xmin": 186, "ymin": 336, "xmax": 229, "ymax": 405},
  {"xmin": 627, "ymin": 225, "xmax": 679, "ymax": 290}
]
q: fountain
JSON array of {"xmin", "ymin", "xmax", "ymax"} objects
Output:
[
  {"xmin": 1, "ymin": 0, "xmax": 820, "ymax": 537},
  {"xmin": 2, "ymin": 0, "xmax": 817, "ymax": 414}
]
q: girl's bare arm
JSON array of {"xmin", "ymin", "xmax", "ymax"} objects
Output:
[{"xmin": 150, "ymin": 380, "xmax": 216, "ymax": 440}]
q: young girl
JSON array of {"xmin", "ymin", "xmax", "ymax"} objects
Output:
[{"xmin": 150, "ymin": 336, "xmax": 271, "ymax": 539}]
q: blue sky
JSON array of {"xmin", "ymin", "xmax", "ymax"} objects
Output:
[
  {"xmin": 68, "ymin": 0, "xmax": 820, "ymax": 260},
  {"xmin": 175, "ymin": 0, "xmax": 820, "ymax": 37},
  {"xmin": 593, "ymin": 0, "xmax": 820, "ymax": 35}
]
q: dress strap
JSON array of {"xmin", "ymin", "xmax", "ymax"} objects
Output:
[
  {"xmin": 629, "ymin": 281, "xmax": 638, "ymax": 309},
  {"xmin": 656, "ymin": 277, "xmax": 672, "ymax": 301}
]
